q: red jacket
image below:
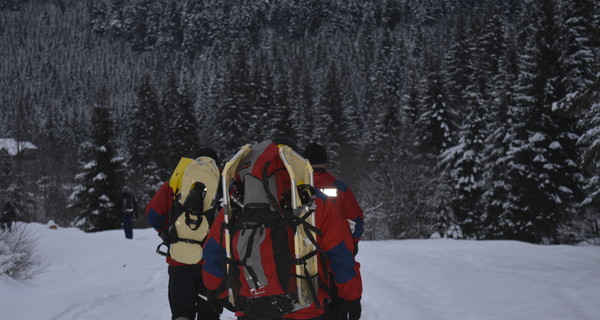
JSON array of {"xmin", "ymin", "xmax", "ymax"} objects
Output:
[
  {"xmin": 313, "ymin": 168, "xmax": 364, "ymax": 243},
  {"xmin": 202, "ymin": 193, "xmax": 362, "ymax": 319},
  {"xmin": 145, "ymin": 181, "xmax": 192, "ymax": 266}
]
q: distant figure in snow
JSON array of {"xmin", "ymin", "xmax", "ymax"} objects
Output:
[
  {"xmin": 119, "ymin": 191, "xmax": 139, "ymax": 239},
  {"xmin": 1, "ymin": 201, "xmax": 16, "ymax": 232}
]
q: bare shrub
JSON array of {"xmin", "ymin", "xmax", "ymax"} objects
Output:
[{"xmin": 0, "ymin": 223, "xmax": 42, "ymax": 280}]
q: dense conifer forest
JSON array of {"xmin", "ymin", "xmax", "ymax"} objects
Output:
[{"xmin": 1, "ymin": 0, "xmax": 598, "ymax": 243}]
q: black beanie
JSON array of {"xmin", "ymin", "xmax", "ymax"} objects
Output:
[
  {"xmin": 197, "ymin": 147, "xmax": 220, "ymax": 166},
  {"xmin": 303, "ymin": 143, "xmax": 327, "ymax": 165}
]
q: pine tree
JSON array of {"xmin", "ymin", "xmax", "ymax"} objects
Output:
[
  {"xmin": 579, "ymin": 78, "xmax": 600, "ymax": 239},
  {"xmin": 476, "ymin": 11, "xmax": 507, "ymax": 101},
  {"xmin": 162, "ymin": 72, "xmax": 199, "ymax": 168},
  {"xmin": 559, "ymin": 0, "xmax": 596, "ymax": 107},
  {"xmin": 216, "ymin": 44, "xmax": 254, "ymax": 156},
  {"xmin": 557, "ymin": 0, "xmax": 598, "ymax": 241},
  {"xmin": 575, "ymin": 0, "xmax": 600, "ymax": 237},
  {"xmin": 181, "ymin": 0, "xmax": 205, "ymax": 57},
  {"xmin": 288, "ymin": 51, "xmax": 316, "ymax": 147},
  {"xmin": 416, "ymin": 54, "xmax": 456, "ymax": 155},
  {"xmin": 128, "ymin": 75, "xmax": 165, "ymax": 202},
  {"xmin": 401, "ymin": 72, "xmax": 421, "ymax": 125},
  {"xmin": 268, "ymin": 62, "xmax": 294, "ymax": 139},
  {"xmin": 443, "ymin": 17, "xmax": 474, "ymax": 115},
  {"xmin": 71, "ymin": 86, "xmax": 124, "ymax": 232},
  {"xmin": 1, "ymin": 95, "xmax": 37, "ymax": 221},
  {"xmin": 248, "ymin": 57, "xmax": 273, "ymax": 141},
  {"xmin": 108, "ymin": 0, "xmax": 126, "ymax": 38},
  {"xmin": 127, "ymin": 0, "xmax": 158, "ymax": 51},
  {"xmin": 38, "ymin": 106, "xmax": 77, "ymax": 224},
  {"xmin": 485, "ymin": 0, "xmax": 583, "ymax": 243},
  {"xmin": 158, "ymin": 0, "xmax": 183, "ymax": 50},
  {"xmin": 441, "ymin": 90, "xmax": 487, "ymax": 238},
  {"xmin": 367, "ymin": 56, "xmax": 403, "ymax": 164},
  {"xmin": 337, "ymin": 57, "xmax": 362, "ymax": 174},
  {"xmin": 442, "ymin": 12, "xmax": 507, "ymax": 239},
  {"xmin": 481, "ymin": 25, "xmax": 520, "ymax": 240},
  {"xmin": 89, "ymin": 0, "xmax": 107, "ymax": 35},
  {"xmin": 0, "ymin": 0, "xmax": 20, "ymax": 11},
  {"xmin": 315, "ymin": 62, "xmax": 346, "ymax": 168}
]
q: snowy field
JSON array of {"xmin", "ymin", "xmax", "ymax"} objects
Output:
[{"xmin": 1, "ymin": 223, "xmax": 600, "ymax": 320}]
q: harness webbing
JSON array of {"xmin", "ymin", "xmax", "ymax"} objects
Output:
[{"xmin": 260, "ymin": 161, "xmax": 324, "ymax": 309}]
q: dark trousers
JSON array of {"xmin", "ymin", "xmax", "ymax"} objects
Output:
[
  {"xmin": 324, "ymin": 274, "xmax": 342, "ymax": 320},
  {"xmin": 122, "ymin": 215, "xmax": 133, "ymax": 239},
  {"xmin": 0, "ymin": 220, "xmax": 12, "ymax": 232},
  {"xmin": 168, "ymin": 264, "xmax": 220, "ymax": 320}
]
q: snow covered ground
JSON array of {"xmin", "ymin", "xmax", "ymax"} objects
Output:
[{"xmin": 1, "ymin": 223, "xmax": 600, "ymax": 320}]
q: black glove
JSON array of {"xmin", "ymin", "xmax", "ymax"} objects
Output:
[
  {"xmin": 158, "ymin": 229, "xmax": 170, "ymax": 245},
  {"xmin": 338, "ymin": 298, "xmax": 361, "ymax": 320},
  {"xmin": 207, "ymin": 290, "xmax": 235, "ymax": 313}
]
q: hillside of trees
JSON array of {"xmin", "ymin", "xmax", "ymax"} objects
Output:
[{"xmin": 1, "ymin": 0, "xmax": 598, "ymax": 244}]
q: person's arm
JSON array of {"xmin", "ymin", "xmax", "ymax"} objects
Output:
[
  {"xmin": 146, "ymin": 181, "xmax": 172, "ymax": 232},
  {"xmin": 341, "ymin": 186, "xmax": 364, "ymax": 243},
  {"xmin": 317, "ymin": 197, "xmax": 362, "ymax": 301},
  {"xmin": 318, "ymin": 196, "xmax": 363, "ymax": 319},
  {"xmin": 202, "ymin": 208, "xmax": 227, "ymax": 293}
]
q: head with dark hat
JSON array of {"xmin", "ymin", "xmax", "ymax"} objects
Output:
[
  {"xmin": 303, "ymin": 143, "xmax": 328, "ymax": 168},
  {"xmin": 197, "ymin": 147, "xmax": 220, "ymax": 167}
]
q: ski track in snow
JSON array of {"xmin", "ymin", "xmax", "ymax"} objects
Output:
[
  {"xmin": 48, "ymin": 292, "xmax": 121, "ymax": 320},
  {"xmin": 46, "ymin": 264, "xmax": 166, "ymax": 320}
]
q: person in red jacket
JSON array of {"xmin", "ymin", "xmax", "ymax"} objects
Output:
[
  {"xmin": 146, "ymin": 148, "xmax": 222, "ymax": 320},
  {"xmin": 303, "ymin": 143, "xmax": 364, "ymax": 320},
  {"xmin": 303, "ymin": 143, "xmax": 364, "ymax": 252},
  {"xmin": 202, "ymin": 141, "xmax": 362, "ymax": 320}
]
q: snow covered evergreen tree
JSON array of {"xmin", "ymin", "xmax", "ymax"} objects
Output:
[
  {"xmin": 481, "ymin": 23, "xmax": 520, "ymax": 240},
  {"xmin": 579, "ymin": 77, "xmax": 600, "ymax": 240},
  {"xmin": 108, "ymin": 0, "xmax": 126, "ymax": 38},
  {"xmin": 161, "ymin": 72, "xmax": 199, "ymax": 169},
  {"xmin": 127, "ymin": 75, "xmax": 165, "ymax": 202},
  {"xmin": 216, "ymin": 43, "xmax": 254, "ymax": 157},
  {"xmin": 181, "ymin": 0, "xmax": 205, "ymax": 57},
  {"xmin": 559, "ymin": 0, "xmax": 596, "ymax": 107},
  {"xmin": 440, "ymin": 92, "xmax": 487, "ymax": 239},
  {"xmin": 157, "ymin": 0, "xmax": 183, "ymax": 50},
  {"xmin": 270, "ymin": 62, "xmax": 294, "ymax": 139},
  {"xmin": 38, "ymin": 106, "xmax": 76, "ymax": 224},
  {"xmin": 443, "ymin": 18, "xmax": 474, "ymax": 116},
  {"xmin": 416, "ymin": 55, "xmax": 456, "ymax": 155},
  {"xmin": 443, "ymin": 11, "xmax": 507, "ymax": 239},
  {"xmin": 71, "ymin": 86, "xmax": 124, "ymax": 232},
  {"xmin": 89, "ymin": 0, "xmax": 107, "ymax": 35},
  {"xmin": 316, "ymin": 62, "xmax": 355, "ymax": 168},
  {"xmin": 126, "ymin": 0, "xmax": 158, "ymax": 51},
  {"xmin": 484, "ymin": 0, "xmax": 584, "ymax": 243},
  {"xmin": 247, "ymin": 57, "xmax": 273, "ymax": 141},
  {"xmin": 360, "ymin": 89, "xmax": 429, "ymax": 239},
  {"xmin": 288, "ymin": 51, "xmax": 317, "ymax": 147},
  {"xmin": 557, "ymin": 0, "xmax": 599, "ymax": 241}
]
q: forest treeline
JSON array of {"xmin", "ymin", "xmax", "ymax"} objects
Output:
[{"xmin": 0, "ymin": 0, "xmax": 598, "ymax": 243}]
